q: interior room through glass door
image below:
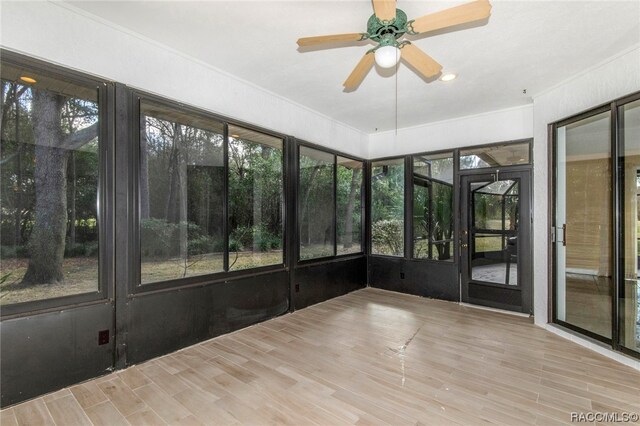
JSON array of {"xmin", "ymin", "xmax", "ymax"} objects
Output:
[
  {"xmin": 619, "ymin": 98, "xmax": 640, "ymax": 354},
  {"xmin": 555, "ymin": 110, "xmax": 612, "ymax": 340}
]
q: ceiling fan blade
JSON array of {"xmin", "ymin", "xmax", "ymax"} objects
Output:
[
  {"xmin": 409, "ymin": 0, "xmax": 492, "ymax": 35},
  {"xmin": 343, "ymin": 52, "xmax": 375, "ymax": 90},
  {"xmin": 401, "ymin": 43, "xmax": 442, "ymax": 79},
  {"xmin": 372, "ymin": 0, "xmax": 396, "ymax": 21},
  {"xmin": 297, "ymin": 33, "xmax": 367, "ymax": 47}
]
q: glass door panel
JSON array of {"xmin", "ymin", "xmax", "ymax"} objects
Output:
[
  {"xmin": 555, "ymin": 111, "xmax": 612, "ymax": 339},
  {"xmin": 460, "ymin": 170, "xmax": 531, "ymax": 313},
  {"xmin": 471, "ymin": 180, "xmax": 520, "ymax": 286},
  {"xmin": 619, "ymin": 98, "xmax": 640, "ymax": 353}
]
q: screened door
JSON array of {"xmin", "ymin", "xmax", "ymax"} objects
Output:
[{"xmin": 461, "ymin": 171, "xmax": 532, "ymax": 313}]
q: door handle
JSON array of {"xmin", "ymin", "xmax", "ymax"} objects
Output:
[
  {"xmin": 461, "ymin": 243, "xmax": 468, "ymax": 248},
  {"xmin": 562, "ymin": 224, "xmax": 566, "ymax": 247}
]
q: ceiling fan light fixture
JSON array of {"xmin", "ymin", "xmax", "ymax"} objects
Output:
[
  {"xmin": 440, "ymin": 73, "xmax": 457, "ymax": 82},
  {"xmin": 375, "ymin": 45, "xmax": 400, "ymax": 68}
]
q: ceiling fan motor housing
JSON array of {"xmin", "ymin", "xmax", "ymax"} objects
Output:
[{"xmin": 367, "ymin": 9, "xmax": 408, "ymax": 44}]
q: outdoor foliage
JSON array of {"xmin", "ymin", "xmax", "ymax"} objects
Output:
[
  {"xmin": 337, "ymin": 163, "xmax": 362, "ymax": 254},
  {"xmin": 414, "ymin": 182, "xmax": 453, "ymax": 260},
  {"xmin": 1, "ymin": 78, "xmax": 100, "ymax": 299},
  {"xmin": 299, "ymin": 149, "xmax": 334, "ymax": 260},
  {"xmin": 371, "ymin": 162, "xmax": 404, "ymax": 256},
  {"xmin": 228, "ymin": 137, "xmax": 283, "ymax": 270},
  {"xmin": 371, "ymin": 219, "xmax": 403, "ymax": 256}
]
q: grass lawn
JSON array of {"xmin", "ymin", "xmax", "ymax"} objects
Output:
[
  {"xmin": 0, "ymin": 257, "xmax": 98, "ymax": 305},
  {"xmin": 1, "ymin": 250, "xmax": 284, "ymax": 305},
  {"xmin": 474, "ymin": 235, "xmax": 503, "ymax": 252},
  {"xmin": 299, "ymin": 243, "xmax": 363, "ymax": 260},
  {"xmin": 1, "ymin": 243, "xmax": 367, "ymax": 305}
]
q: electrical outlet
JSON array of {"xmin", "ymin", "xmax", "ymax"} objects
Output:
[
  {"xmin": 98, "ymin": 330, "xmax": 109, "ymax": 345},
  {"xmin": 295, "ymin": 284, "xmax": 300, "ymax": 292},
  {"xmin": 400, "ymin": 272, "xmax": 405, "ymax": 279}
]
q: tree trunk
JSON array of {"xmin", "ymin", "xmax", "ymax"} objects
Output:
[
  {"xmin": 177, "ymin": 130, "xmax": 188, "ymax": 275},
  {"xmin": 342, "ymin": 169, "xmax": 361, "ymax": 249},
  {"xmin": 165, "ymin": 124, "xmax": 183, "ymax": 224},
  {"xmin": 69, "ymin": 151, "xmax": 77, "ymax": 246},
  {"xmin": 20, "ymin": 90, "xmax": 98, "ymax": 286},
  {"xmin": 14, "ymin": 92, "xmax": 23, "ymax": 247},
  {"xmin": 300, "ymin": 166, "xmax": 321, "ymax": 245},
  {"xmin": 21, "ymin": 91, "xmax": 68, "ymax": 285},
  {"xmin": 139, "ymin": 115, "xmax": 150, "ymax": 220}
]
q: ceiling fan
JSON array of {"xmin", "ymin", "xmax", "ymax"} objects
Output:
[{"xmin": 297, "ymin": 0, "xmax": 492, "ymax": 90}]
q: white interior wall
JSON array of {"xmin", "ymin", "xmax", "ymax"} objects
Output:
[
  {"xmin": 531, "ymin": 46, "xmax": 640, "ymax": 327},
  {"xmin": 368, "ymin": 105, "xmax": 534, "ymax": 158},
  {"xmin": 0, "ymin": 1, "xmax": 369, "ymax": 158}
]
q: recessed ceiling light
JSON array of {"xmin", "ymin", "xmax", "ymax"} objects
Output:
[
  {"xmin": 20, "ymin": 76, "xmax": 37, "ymax": 84},
  {"xmin": 440, "ymin": 73, "xmax": 457, "ymax": 82},
  {"xmin": 230, "ymin": 134, "xmax": 240, "ymax": 138}
]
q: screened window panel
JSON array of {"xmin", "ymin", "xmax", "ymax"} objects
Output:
[
  {"xmin": 337, "ymin": 156, "xmax": 363, "ymax": 255},
  {"xmin": 228, "ymin": 126, "xmax": 284, "ymax": 270},
  {"xmin": 371, "ymin": 159, "xmax": 405, "ymax": 257},
  {"xmin": 299, "ymin": 147, "xmax": 335, "ymax": 260},
  {"xmin": 1, "ymin": 65, "xmax": 101, "ymax": 304},
  {"xmin": 412, "ymin": 153, "xmax": 454, "ymax": 261},
  {"xmin": 139, "ymin": 101, "xmax": 225, "ymax": 283}
]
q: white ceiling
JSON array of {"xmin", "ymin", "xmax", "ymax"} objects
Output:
[{"xmin": 68, "ymin": 0, "xmax": 640, "ymax": 133}]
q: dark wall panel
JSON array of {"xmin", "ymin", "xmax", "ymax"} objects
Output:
[
  {"xmin": 125, "ymin": 271, "xmax": 289, "ymax": 365},
  {"xmin": 468, "ymin": 282, "xmax": 522, "ymax": 312},
  {"xmin": 294, "ymin": 256, "xmax": 367, "ymax": 310},
  {"xmin": 369, "ymin": 257, "xmax": 459, "ymax": 301},
  {"xmin": 0, "ymin": 302, "xmax": 114, "ymax": 407}
]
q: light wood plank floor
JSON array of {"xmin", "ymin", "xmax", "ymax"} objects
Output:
[{"xmin": 2, "ymin": 288, "xmax": 639, "ymax": 425}]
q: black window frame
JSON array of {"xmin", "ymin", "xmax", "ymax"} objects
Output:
[
  {"xmin": 129, "ymin": 91, "xmax": 288, "ymax": 295},
  {"xmin": 226, "ymin": 123, "xmax": 287, "ymax": 273},
  {"xmin": 369, "ymin": 155, "xmax": 407, "ymax": 259},
  {"xmin": 295, "ymin": 140, "xmax": 366, "ymax": 265},
  {"xmin": 459, "ymin": 140, "xmax": 533, "ymax": 170},
  {"xmin": 0, "ymin": 50, "xmax": 115, "ymax": 318},
  {"xmin": 411, "ymin": 151, "xmax": 455, "ymax": 262}
]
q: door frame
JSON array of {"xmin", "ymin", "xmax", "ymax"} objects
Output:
[
  {"xmin": 459, "ymin": 168, "xmax": 533, "ymax": 314},
  {"xmin": 550, "ymin": 92, "xmax": 640, "ymax": 360},
  {"xmin": 549, "ymin": 104, "xmax": 615, "ymax": 345}
]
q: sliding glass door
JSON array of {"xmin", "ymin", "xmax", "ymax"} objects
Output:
[
  {"xmin": 553, "ymin": 91, "xmax": 640, "ymax": 358},
  {"xmin": 554, "ymin": 110, "xmax": 613, "ymax": 340},
  {"xmin": 619, "ymin": 98, "xmax": 640, "ymax": 354}
]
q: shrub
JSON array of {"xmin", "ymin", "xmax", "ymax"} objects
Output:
[
  {"xmin": 230, "ymin": 225, "xmax": 281, "ymax": 252},
  {"xmin": 64, "ymin": 243, "xmax": 87, "ymax": 257},
  {"xmin": 229, "ymin": 238, "xmax": 242, "ymax": 252},
  {"xmin": 61, "ymin": 242, "xmax": 99, "ymax": 257},
  {"xmin": 0, "ymin": 245, "xmax": 28, "ymax": 259},
  {"xmin": 140, "ymin": 218, "xmax": 180, "ymax": 258},
  {"xmin": 84, "ymin": 241, "xmax": 99, "ymax": 257},
  {"xmin": 188, "ymin": 235, "xmax": 222, "ymax": 256},
  {"xmin": 371, "ymin": 219, "xmax": 404, "ymax": 256},
  {"xmin": 268, "ymin": 234, "xmax": 281, "ymax": 250}
]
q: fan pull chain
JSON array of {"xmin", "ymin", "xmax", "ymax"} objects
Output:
[{"xmin": 395, "ymin": 48, "xmax": 399, "ymax": 136}]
